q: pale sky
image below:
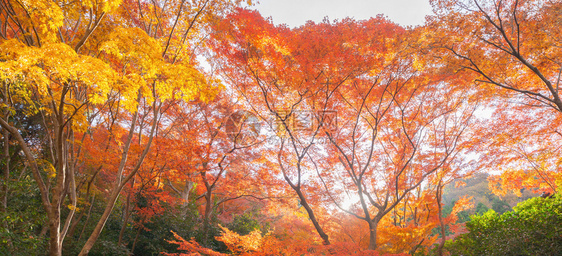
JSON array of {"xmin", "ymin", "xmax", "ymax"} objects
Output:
[{"xmin": 251, "ymin": 0, "xmax": 433, "ymax": 28}]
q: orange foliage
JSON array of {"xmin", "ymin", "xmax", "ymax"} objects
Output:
[
  {"xmin": 215, "ymin": 225, "xmax": 263, "ymax": 254},
  {"xmin": 6, "ymin": 0, "xmax": 562, "ymax": 255},
  {"xmin": 427, "ymin": 0, "xmax": 562, "ymax": 197},
  {"xmin": 163, "ymin": 231, "xmax": 226, "ymax": 256},
  {"xmin": 167, "ymin": 228, "xmax": 409, "ymax": 256}
]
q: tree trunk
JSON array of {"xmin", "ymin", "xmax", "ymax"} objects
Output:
[
  {"xmin": 48, "ymin": 239, "xmax": 62, "ymax": 256},
  {"xmin": 203, "ymin": 189, "xmax": 213, "ymax": 243},
  {"xmin": 48, "ymin": 214, "xmax": 62, "ymax": 256},
  {"xmin": 67, "ymin": 209, "xmax": 85, "ymax": 240},
  {"xmin": 131, "ymin": 226, "xmax": 142, "ymax": 253},
  {"xmin": 78, "ymin": 188, "xmax": 120, "ymax": 255},
  {"xmin": 1, "ymin": 128, "xmax": 9, "ymax": 212},
  {"xmin": 1, "ymin": 128, "xmax": 12, "ymax": 250},
  {"xmin": 180, "ymin": 179, "xmax": 193, "ymax": 216},
  {"xmin": 294, "ymin": 188, "xmax": 330, "ymax": 245},
  {"xmin": 78, "ymin": 194, "xmax": 96, "ymax": 242},
  {"xmin": 117, "ymin": 196, "xmax": 132, "ymax": 245},
  {"xmin": 0, "ymin": 117, "xmax": 65, "ymax": 256},
  {"xmin": 78, "ymin": 100, "xmax": 160, "ymax": 255},
  {"xmin": 437, "ymin": 184, "xmax": 446, "ymax": 256},
  {"xmin": 118, "ymin": 179, "xmax": 135, "ymax": 245},
  {"xmin": 367, "ymin": 220, "xmax": 379, "ymax": 250}
]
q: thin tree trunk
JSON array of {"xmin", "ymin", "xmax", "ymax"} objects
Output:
[
  {"xmin": 277, "ymin": 141, "xmax": 330, "ymax": 246},
  {"xmin": 203, "ymin": 188, "xmax": 213, "ymax": 243},
  {"xmin": 1, "ymin": 127, "xmax": 13, "ymax": 251},
  {"xmin": 181, "ymin": 179, "xmax": 193, "ymax": 216},
  {"xmin": 0, "ymin": 117, "xmax": 64, "ymax": 256},
  {"xmin": 60, "ymin": 128, "xmax": 78, "ymax": 244},
  {"xmin": 294, "ymin": 188, "xmax": 330, "ymax": 245},
  {"xmin": 437, "ymin": 183, "xmax": 446, "ymax": 256},
  {"xmin": 78, "ymin": 194, "xmax": 96, "ymax": 242},
  {"xmin": 1, "ymin": 86, "xmax": 9, "ymax": 213},
  {"xmin": 66, "ymin": 176, "xmax": 97, "ymax": 243},
  {"xmin": 70, "ymin": 167, "xmax": 101, "ymax": 243},
  {"xmin": 1, "ymin": 127, "xmax": 9, "ymax": 212},
  {"xmin": 118, "ymin": 180, "xmax": 135, "ymax": 245},
  {"xmin": 131, "ymin": 226, "xmax": 142, "ymax": 253},
  {"xmin": 79, "ymin": 182, "xmax": 124, "ymax": 255},
  {"xmin": 78, "ymin": 99, "xmax": 160, "ymax": 256},
  {"xmin": 66, "ymin": 205, "xmax": 85, "ymax": 243}
]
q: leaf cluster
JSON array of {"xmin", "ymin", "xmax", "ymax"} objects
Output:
[{"xmin": 446, "ymin": 195, "xmax": 562, "ymax": 256}]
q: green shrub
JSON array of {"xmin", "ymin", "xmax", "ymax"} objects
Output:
[{"xmin": 446, "ymin": 195, "xmax": 562, "ymax": 256}]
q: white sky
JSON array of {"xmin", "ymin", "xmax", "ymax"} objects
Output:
[{"xmin": 251, "ymin": 0, "xmax": 434, "ymax": 28}]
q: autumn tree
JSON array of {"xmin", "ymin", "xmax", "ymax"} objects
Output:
[
  {"xmin": 323, "ymin": 79, "xmax": 474, "ymax": 251},
  {"xmin": 428, "ymin": 0, "xmax": 562, "ymax": 196},
  {"xmin": 209, "ymin": 8, "xmax": 480, "ymax": 252},
  {"xmin": 317, "ymin": 23, "xmax": 477, "ymax": 250},
  {"xmin": 77, "ymin": 0, "xmax": 255, "ymax": 252},
  {"xmin": 0, "ymin": 0, "xmax": 248, "ymax": 255},
  {"xmin": 0, "ymin": 25, "xmax": 117, "ymax": 256},
  {"xmin": 161, "ymin": 93, "xmax": 267, "ymax": 244},
  {"xmin": 208, "ymin": 9, "xmax": 389, "ymax": 246}
]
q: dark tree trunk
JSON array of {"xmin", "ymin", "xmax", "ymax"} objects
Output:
[
  {"xmin": 367, "ymin": 219, "xmax": 379, "ymax": 250},
  {"xmin": 294, "ymin": 188, "xmax": 330, "ymax": 245}
]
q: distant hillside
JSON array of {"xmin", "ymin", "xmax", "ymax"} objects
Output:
[{"xmin": 442, "ymin": 173, "xmax": 537, "ymax": 216}]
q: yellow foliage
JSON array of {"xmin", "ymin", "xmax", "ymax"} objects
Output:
[
  {"xmin": 378, "ymin": 219, "xmax": 438, "ymax": 254},
  {"xmin": 99, "ymin": 26, "xmax": 216, "ymax": 110},
  {"xmin": 215, "ymin": 225, "xmax": 263, "ymax": 254},
  {"xmin": 67, "ymin": 204, "xmax": 79, "ymax": 212},
  {"xmin": 0, "ymin": 39, "xmax": 116, "ymax": 130},
  {"xmin": 36, "ymin": 159, "xmax": 56, "ymax": 179},
  {"xmin": 80, "ymin": 0, "xmax": 122, "ymax": 13},
  {"xmin": 17, "ymin": 0, "xmax": 64, "ymax": 43}
]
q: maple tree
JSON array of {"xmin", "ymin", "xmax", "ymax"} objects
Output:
[
  {"xmin": 428, "ymin": 0, "xmax": 562, "ymax": 196},
  {"xmin": 163, "ymin": 94, "xmax": 266, "ymax": 243},
  {"xmin": 0, "ymin": 0, "xmax": 247, "ymax": 255},
  {"xmin": 208, "ymin": 8, "xmax": 347, "ymax": 246},
  {"xmin": 376, "ymin": 189, "xmax": 471, "ymax": 255},
  {"xmin": 430, "ymin": 0, "xmax": 562, "ymax": 111},
  {"xmin": 321, "ymin": 62, "xmax": 476, "ymax": 251},
  {"xmin": 0, "ymin": 26, "xmax": 117, "ymax": 256},
  {"xmin": 163, "ymin": 231, "xmax": 227, "ymax": 256},
  {"xmin": 208, "ymin": 8, "xmax": 482, "ymax": 253}
]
